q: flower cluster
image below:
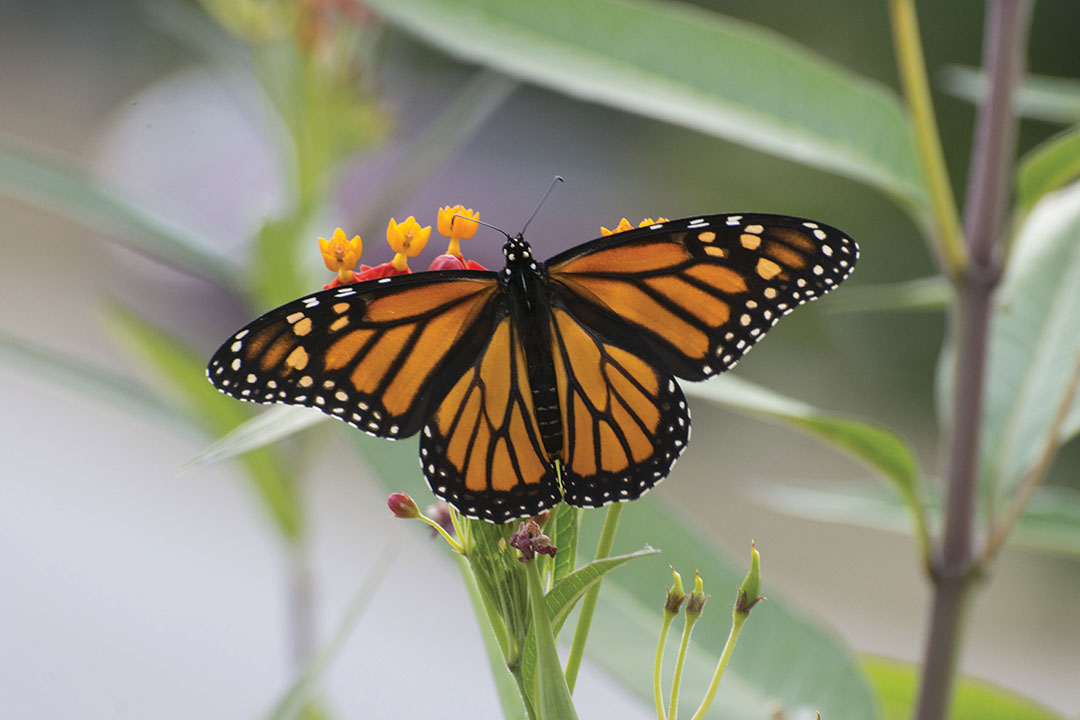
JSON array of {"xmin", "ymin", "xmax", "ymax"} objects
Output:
[
  {"xmin": 319, "ymin": 204, "xmax": 485, "ymax": 289},
  {"xmin": 601, "ymin": 216, "xmax": 670, "ymax": 236}
]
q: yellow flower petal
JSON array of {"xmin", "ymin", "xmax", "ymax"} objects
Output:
[
  {"xmin": 600, "ymin": 218, "xmax": 634, "ymax": 236},
  {"xmin": 639, "ymin": 217, "xmax": 669, "ymax": 226},
  {"xmin": 319, "ymin": 227, "xmax": 362, "ymax": 272}
]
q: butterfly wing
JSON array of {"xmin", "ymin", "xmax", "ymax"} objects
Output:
[
  {"xmin": 545, "ymin": 214, "xmax": 858, "ymax": 381},
  {"xmin": 547, "ymin": 303, "xmax": 690, "ymax": 507},
  {"xmin": 207, "ymin": 271, "xmax": 500, "ymax": 439},
  {"xmin": 420, "ymin": 314, "xmax": 562, "ymax": 522}
]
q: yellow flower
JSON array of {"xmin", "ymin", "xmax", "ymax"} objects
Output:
[
  {"xmin": 437, "ymin": 205, "xmax": 480, "ymax": 258},
  {"xmin": 386, "ymin": 216, "xmax": 432, "ymax": 271},
  {"xmin": 600, "ymin": 218, "xmax": 634, "ymax": 236},
  {"xmin": 639, "ymin": 217, "xmax": 669, "ymax": 226},
  {"xmin": 318, "ymin": 228, "xmax": 362, "ymax": 280}
]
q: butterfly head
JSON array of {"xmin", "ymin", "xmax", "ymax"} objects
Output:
[{"xmin": 502, "ymin": 232, "xmax": 540, "ymax": 278}]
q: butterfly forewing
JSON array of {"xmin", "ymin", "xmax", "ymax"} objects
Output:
[
  {"xmin": 420, "ymin": 315, "xmax": 561, "ymax": 522},
  {"xmin": 546, "ymin": 214, "xmax": 857, "ymax": 381},
  {"xmin": 548, "ymin": 305, "xmax": 690, "ymax": 507},
  {"xmin": 207, "ymin": 272, "xmax": 499, "ymax": 439}
]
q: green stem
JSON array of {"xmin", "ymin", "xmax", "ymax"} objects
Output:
[
  {"xmin": 667, "ymin": 616, "xmax": 697, "ymax": 720},
  {"xmin": 889, "ymin": 0, "xmax": 968, "ymax": 278},
  {"xmin": 455, "ymin": 554, "xmax": 528, "ymax": 720},
  {"xmin": 563, "ymin": 502, "xmax": 623, "ymax": 691},
  {"xmin": 689, "ymin": 615, "xmax": 746, "ymax": 720},
  {"xmin": 653, "ymin": 613, "xmax": 675, "ymax": 720}
]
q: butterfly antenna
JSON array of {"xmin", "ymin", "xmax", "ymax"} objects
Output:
[
  {"xmin": 519, "ymin": 175, "xmax": 564, "ymax": 236},
  {"xmin": 464, "ymin": 215, "xmax": 512, "ymax": 240}
]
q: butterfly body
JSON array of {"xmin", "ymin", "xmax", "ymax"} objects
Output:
[{"xmin": 209, "ymin": 213, "xmax": 857, "ymax": 523}]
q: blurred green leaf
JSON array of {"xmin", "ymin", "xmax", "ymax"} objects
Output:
[
  {"xmin": 761, "ymin": 483, "xmax": 1080, "ymax": 559},
  {"xmin": 268, "ymin": 548, "xmax": 395, "ymax": 720},
  {"xmin": 106, "ymin": 306, "xmax": 303, "ymax": 540},
  {"xmin": 0, "ymin": 331, "xmax": 176, "ymax": 425},
  {"xmin": 863, "ymin": 656, "xmax": 1063, "ymax": 720},
  {"xmin": 580, "ymin": 498, "xmax": 880, "ymax": 720},
  {"xmin": 183, "ymin": 405, "xmax": 324, "ymax": 474},
  {"xmin": 943, "ymin": 66, "xmax": 1080, "ymax": 124},
  {"xmin": 0, "ymin": 142, "xmax": 237, "ymax": 287},
  {"xmin": 685, "ymin": 375, "xmax": 926, "ymax": 552},
  {"xmin": 365, "ymin": 0, "xmax": 927, "ymax": 216},
  {"xmin": 948, "ymin": 181, "xmax": 1080, "ymax": 509},
  {"xmin": 827, "ymin": 276, "xmax": 951, "ymax": 313},
  {"xmin": 1016, "ymin": 125, "xmax": 1080, "ymax": 215}
]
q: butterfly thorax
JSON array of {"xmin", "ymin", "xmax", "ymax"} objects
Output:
[{"xmin": 502, "ymin": 233, "xmax": 564, "ymax": 458}]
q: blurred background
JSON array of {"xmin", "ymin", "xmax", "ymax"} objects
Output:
[{"xmin": 2, "ymin": 0, "xmax": 1078, "ymax": 717}]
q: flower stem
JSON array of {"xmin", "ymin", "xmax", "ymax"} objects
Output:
[
  {"xmin": 888, "ymin": 0, "xmax": 967, "ymax": 278},
  {"xmin": 563, "ymin": 501, "xmax": 623, "ymax": 691},
  {"xmin": 526, "ymin": 559, "xmax": 580, "ymax": 720},
  {"xmin": 653, "ymin": 612, "xmax": 675, "ymax": 720},
  {"xmin": 914, "ymin": 3, "xmax": 1033, "ymax": 720},
  {"xmin": 689, "ymin": 614, "xmax": 746, "ymax": 720},
  {"xmin": 667, "ymin": 615, "xmax": 697, "ymax": 720}
]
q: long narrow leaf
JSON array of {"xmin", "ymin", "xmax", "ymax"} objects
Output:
[
  {"xmin": 685, "ymin": 374, "xmax": 925, "ymax": 552},
  {"xmin": 105, "ymin": 306, "xmax": 303, "ymax": 540},
  {"xmin": 583, "ymin": 498, "xmax": 880, "ymax": 719},
  {"xmin": 1016, "ymin": 124, "xmax": 1080, "ymax": 215},
  {"xmin": 951, "ymin": 181, "xmax": 1080, "ymax": 507},
  {"xmin": 0, "ymin": 142, "xmax": 237, "ymax": 287},
  {"xmin": 364, "ymin": 0, "xmax": 926, "ymax": 215}
]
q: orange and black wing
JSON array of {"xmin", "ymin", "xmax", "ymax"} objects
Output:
[
  {"xmin": 420, "ymin": 314, "xmax": 562, "ymax": 522},
  {"xmin": 546, "ymin": 214, "xmax": 857, "ymax": 381},
  {"xmin": 547, "ymin": 304, "xmax": 689, "ymax": 507},
  {"xmin": 207, "ymin": 271, "xmax": 500, "ymax": 439}
]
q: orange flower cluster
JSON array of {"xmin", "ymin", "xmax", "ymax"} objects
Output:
[{"xmin": 319, "ymin": 204, "xmax": 486, "ymax": 289}]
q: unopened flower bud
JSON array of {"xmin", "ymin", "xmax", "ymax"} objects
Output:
[{"xmin": 387, "ymin": 492, "xmax": 420, "ymax": 519}]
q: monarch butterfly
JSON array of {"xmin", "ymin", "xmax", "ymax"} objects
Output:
[{"xmin": 207, "ymin": 213, "xmax": 857, "ymax": 523}]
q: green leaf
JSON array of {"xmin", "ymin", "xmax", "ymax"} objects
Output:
[
  {"xmin": 942, "ymin": 66, "xmax": 1080, "ymax": 125},
  {"xmin": 581, "ymin": 498, "xmax": 880, "ymax": 720},
  {"xmin": 826, "ymin": 276, "xmax": 951, "ymax": 313},
  {"xmin": 761, "ymin": 483, "xmax": 1080, "ymax": 560},
  {"xmin": 959, "ymin": 181, "xmax": 1080, "ymax": 508},
  {"xmin": 863, "ymin": 656, "xmax": 1063, "ymax": 720},
  {"xmin": 525, "ymin": 561, "xmax": 580, "ymax": 720},
  {"xmin": 183, "ymin": 405, "xmax": 324, "ymax": 473},
  {"xmin": 519, "ymin": 547, "xmax": 659, "ymax": 713},
  {"xmin": 684, "ymin": 375, "xmax": 927, "ymax": 553},
  {"xmin": 105, "ymin": 305, "xmax": 303, "ymax": 540},
  {"xmin": 364, "ymin": 0, "xmax": 926, "ymax": 215},
  {"xmin": 1016, "ymin": 125, "xmax": 1080, "ymax": 215},
  {"xmin": 268, "ymin": 549, "xmax": 395, "ymax": 720},
  {"xmin": 0, "ymin": 143, "xmax": 237, "ymax": 287},
  {"xmin": 546, "ymin": 503, "xmax": 581, "ymax": 586},
  {"xmin": 0, "ymin": 331, "xmax": 176, "ymax": 426}
]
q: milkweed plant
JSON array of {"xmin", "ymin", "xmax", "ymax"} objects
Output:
[{"xmin": 3, "ymin": 1, "xmax": 1077, "ymax": 720}]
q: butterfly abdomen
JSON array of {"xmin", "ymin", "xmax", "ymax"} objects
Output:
[{"xmin": 506, "ymin": 250, "xmax": 564, "ymax": 458}]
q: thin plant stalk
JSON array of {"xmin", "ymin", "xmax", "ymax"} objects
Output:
[
  {"xmin": 564, "ymin": 501, "xmax": 623, "ymax": 691},
  {"xmin": 913, "ymin": 3, "xmax": 1034, "ymax": 720},
  {"xmin": 653, "ymin": 611, "xmax": 675, "ymax": 720}
]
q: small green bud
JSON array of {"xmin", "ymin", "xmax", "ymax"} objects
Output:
[
  {"xmin": 735, "ymin": 541, "xmax": 765, "ymax": 616},
  {"xmin": 664, "ymin": 566, "xmax": 687, "ymax": 615},
  {"xmin": 686, "ymin": 570, "xmax": 709, "ymax": 618}
]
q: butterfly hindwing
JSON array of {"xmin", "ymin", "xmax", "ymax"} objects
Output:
[
  {"xmin": 546, "ymin": 213, "xmax": 857, "ymax": 381},
  {"xmin": 548, "ymin": 305, "xmax": 690, "ymax": 507},
  {"xmin": 207, "ymin": 272, "xmax": 499, "ymax": 439},
  {"xmin": 420, "ymin": 315, "xmax": 561, "ymax": 522}
]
